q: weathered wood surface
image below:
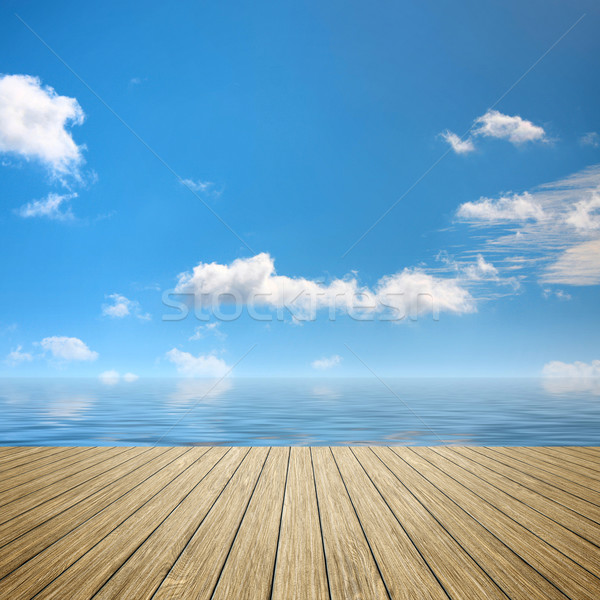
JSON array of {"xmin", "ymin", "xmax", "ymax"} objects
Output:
[{"xmin": 0, "ymin": 446, "xmax": 599, "ymax": 599}]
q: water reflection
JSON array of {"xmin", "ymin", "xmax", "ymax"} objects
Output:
[{"xmin": 0, "ymin": 378, "xmax": 598, "ymax": 446}]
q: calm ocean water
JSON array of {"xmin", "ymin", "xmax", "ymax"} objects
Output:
[{"xmin": 1, "ymin": 377, "xmax": 599, "ymax": 446}]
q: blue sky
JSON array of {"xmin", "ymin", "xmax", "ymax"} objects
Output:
[{"xmin": 1, "ymin": 0, "xmax": 599, "ymax": 379}]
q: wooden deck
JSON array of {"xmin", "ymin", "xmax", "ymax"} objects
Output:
[{"xmin": 0, "ymin": 446, "xmax": 599, "ymax": 599}]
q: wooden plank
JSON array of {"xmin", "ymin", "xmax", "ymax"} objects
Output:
[
  {"xmin": 393, "ymin": 447, "xmax": 600, "ymax": 600},
  {"xmin": 0, "ymin": 448, "xmax": 176, "ymax": 578},
  {"xmin": 311, "ymin": 446, "xmax": 389, "ymax": 600},
  {"xmin": 331, "ymin": 446, "xmax": 448, "ymax": 600},
  {"xmin": 560, "ymin": 447, "xmax": 600, "ymax": 463},
  {"xmin": 484, "ymin": 447, "xmax": 600, "ymax": 505},
  {"xmin": 0, "ymin": 446, "xmax": 72, "ymax": 472},
  {"xmin": 35, "ymin": 447, "xmax": 235, "ymax": 600},
  {"xmin": 153, "ymin": 447, "xmax": 270, "ymax": 599},
  {"xmin": 271, "ymin": 447, "xmax": 329, "ymax": 600},
  {"xmin": 0, "ymin": 447, "xmax": 113, "ymax": 499},
  {"xmin": 92, "ymin": 448, "xmax": 250, "ymax": 600},
  {"xmin": 532, "ymin": 447, "xmax": 600, "ymax": 476},
  {"xmin": 211, "ymin": 447, "xmax": 289, "ymax": 600},
  {"xmin": 367, "ymin": 447, "xmax": 565, "ymax": 600},
  {"xmin": 493, "ymin": 447, "xmax": 600, "ymax": 492},
  {"xmin": 414, "ymin": 447, "xmax": 600, "ymax": 575},
  {"xmin": 0, "ymin": 447, "xmax": 149, "ymax": 535},
  {"xmin": 455, "ymin": 446, "xmax": 600, "ymax": 524},
  {"xmin": 0, "ymin": 448, "xmax": 200, "ymax": 597},
  {"xmin": 0, "ymin": 447, "xmax": 92, "ymax": 486}
]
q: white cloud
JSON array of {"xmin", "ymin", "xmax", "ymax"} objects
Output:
[
  {"xmin": 123, "ymin": 372, "xmax": 139, "ymax": 382},
  {"xmin": 189, "ymin": 322, "xmax": 225, "ymax": 341},
  {"xmin": 443, "ymin": 110, "xmax": 546, "ymax": 154},
  {"xmin": 542, "ymin": 288, "xmax": 571, "ymax": 301},
  {"xmin": 174, "ymin": 253, "xmax": 476, "ymax": 321},
  {"xmin": 17, "ymin": 192, "xmax": 76, "ymax": 221},
  {"xmin": 102, "ymin": 294, "xmax": 150, "ymax": 321},
  {"xmin": 455, "ymin": 165, "xmax": 600, "ymax": 287},
  {"xmin": 166, "ymin": 348, "xmax": 230, "ymax": 377},
  {"xmin": 6, "ymin": 345, "xmax": 33, "ymax": 365},
  {"xmin": 542, "ymin": 239, "xmax": 600, "ymax": 285},
  {"xmin": 461, "ymin": 255, "xmax": 499, "ymax": 281},
  {"xmin": 457, "ymin": 192, "xmax": 545, "ymax": 222},
  {"xmin": 580, "ymin": 132, "xmax": 599, "ymax": 148},
  {"xmin": 40, "ymin": 336, "xmax": 98, "ymax": 361},
  {"xmin": 0, "ymin": 74, "xmax": 85, "ymax": 178},
  {"xmin": 99, "ymin": 370, "xmax": 120, "ymax": 385},
  {"xmin": 473, "ymin": 110, "xmax": 546, "ymax": 144},
  {"xmin": 542, "ymin": 360, "xmax": 600, "ymax": 395},
  {"xmin": 543, "ymin": 359, "xmax": 600, "ymax": 378},
  {"xmin": 312, "ymin": 354, "xmax": 342, "ymax": 370},
  {"xmin": 441, "ymin": 131, "xmax": 475, "ymax": 154},
  {"xmin": 181, "ymin": 178, "xmax": 221, "ymax": 199},
  {"xmin": 565, "ymin": 193, "xmax": 600, "ymax": 232}
]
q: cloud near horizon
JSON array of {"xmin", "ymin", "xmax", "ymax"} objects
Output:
[
  {"xmin": 174, "ymin": 253, "xmax": 478, "ymax": 321},
  {"xmin": 312, "ymin": 354, "xmax": 342, "ymax": 370},
  {"xmin": 166, "ymin": 348, "xmax": 230, "ymax": 377},
  {"xmin": 443, "ymin": 110, "xmax": 547, "ymax": 154},
  {"xmin": 0, "ymin": 74, "xmax": 85, "ymax": 179}
]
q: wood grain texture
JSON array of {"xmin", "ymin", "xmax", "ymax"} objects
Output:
[
  {"xmin": 271, "ymin": 447, "xmax": 329, "ymax": 600},
  {"xmin": 311, "ymin": 446, "xmax": 389, "ymax": 600},
  {"xmin": 0, "ymin": 446, "xmax": 598, "ymax": 600}
]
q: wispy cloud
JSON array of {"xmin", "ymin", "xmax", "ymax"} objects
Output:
[
  {"xmin": 6, "ymin": 345, "xmax": 33, "ymax": 365},
  {"xmin": 17, "ymin": 192, "xmax": 76, "ymax": 221},
  {"xmin": 580, "ymin": 132, "xmax": 599, "ymax": 148},
  {"xmin": 455, "ymin": 164, "xmax": 600, "ymax": 287},
  {"xmin": 443, "ymin": 110, "xmax": 547, "ymax": 154},
  {"xmin": 189, "ymin": 322, "xmax": 225, "ymax": 341},
  {"xmin": 102, "ymin": 294, "xmax": 151, "ymax": 321},
  {"xmin": 312, "ymin": 354, "xmax": 342, "ymax": 370},
  {"xmin": 181, "ymin": 178, "xmax": 221, "ymax": 198}
]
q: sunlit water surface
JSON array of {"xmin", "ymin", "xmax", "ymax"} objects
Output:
[{"xmin": 1, "ymin": 378, "xmax": 599, "ymax": 446}]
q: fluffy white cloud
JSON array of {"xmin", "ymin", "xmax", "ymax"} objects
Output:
[
  {"xmin": 440, "ymin": 131, "xmax": 475, "ymax": 154},
  {"xmin": 473, "ymin": 110, "xmax": 546, "ymax": 144},
  {"xmin": 99, "ymin": 370, "xmax": 120, "ymax": 385},
  {"xmin": 443, "ymin": 110, "xmax": 546, "ymax": 154},
  {"xmin": 174, "ymin": 253, "xmax": 476, "ymax": 321},
  {"xmin": 543, "ymin": 359, "xmax": 600, "ymax": 378},
  {"xmin": 102, "ymin": 294, "xmax": 150, "ymax": 321},
  {"xmin": 457, "ymin": 192, "xmax": 545, "ymax": 222},
  {"xmin": 166, "ymin": 348, "xmax": 230, "ymax": 377},
  {"xmin": 123, "ymin": 372, "xmax": 139, "ymax": 382},
  {"xmin": 0, "ymin": 74, "xmax": 85, "ymax": 177},
  {"xmin": 6, "ymin": 345, "xmax": 33, "ymax": 365},
  {"xmin": 40, "ymin": 336, "xmax": 98, "ymax": 361},
  {"xmin": 312, "ymin": 355, "xmax": 342, "ymax": 370},
  {"xmin": 17, "ymin": 192, "xmax": 76, "ymax": 221},
  {"xmin": 565, "ymin": 194, "xmax": 600, "ymax": 232}
]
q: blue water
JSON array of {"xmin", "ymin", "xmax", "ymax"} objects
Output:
[{"xmin": 0, "ymin": 378, "xmax": 599, "ymax": 446}]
